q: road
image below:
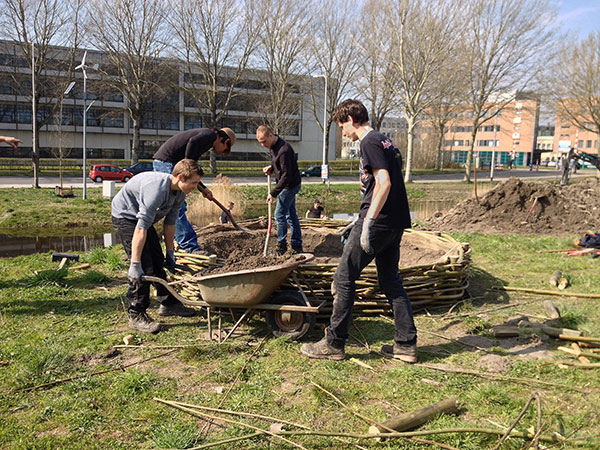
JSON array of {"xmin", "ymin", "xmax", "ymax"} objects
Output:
[{"xmin": 0, "ymin": 168, "xmax": 593, "ymax": 188}]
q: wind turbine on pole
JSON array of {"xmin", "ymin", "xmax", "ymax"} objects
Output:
[{"xmin": 75, "ymin": 51, "xmax": 98, "ymax": 200}]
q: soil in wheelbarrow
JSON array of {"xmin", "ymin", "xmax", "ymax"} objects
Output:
[{"xmin": 193, "ymin": 224, "xmax": 446, "ymax": 274}]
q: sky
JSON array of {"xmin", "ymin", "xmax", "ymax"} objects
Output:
[{"xmin": 557, "ymin": 0, "xmax": 600, "ymax": 39}]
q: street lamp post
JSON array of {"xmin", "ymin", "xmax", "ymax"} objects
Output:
[{"xmin": 316, "ymin": 74, "xmax": 328, "ymax": 186}]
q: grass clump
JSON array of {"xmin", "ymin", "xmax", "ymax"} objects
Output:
[{"xmin": 151, "ymin": 423, "xmax": 199, "ymax": 449}]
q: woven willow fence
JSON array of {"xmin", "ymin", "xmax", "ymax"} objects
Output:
[{"xmin": 172, "ymin": 221, "xmax": 471, "ymax": 317}]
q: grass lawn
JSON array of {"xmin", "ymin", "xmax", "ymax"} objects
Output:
[{"xmin": 1, "ymin": 233, "xmax": 599, "ymax": 449}]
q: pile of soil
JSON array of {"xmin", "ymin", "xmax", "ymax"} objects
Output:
[
  {"xmin": 424, "ymin": 177, "xmax": 600, "ymax": 235},
  {"xmin": 194, "ymin": 224, "xmax": 448, "ymax": 273}
]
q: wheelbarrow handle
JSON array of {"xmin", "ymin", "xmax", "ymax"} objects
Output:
[{"xmin": 141, "ymin": 275, "xmax": 200, "ymax": 307}]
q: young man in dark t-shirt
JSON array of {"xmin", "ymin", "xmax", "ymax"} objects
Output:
[
  {"xmin": 153, "ymin": 127, "xmax": 236, "ymax": 253},
  {"xmin": 301, "ymin": 99, "xmax": 417, "ymax": 362},
  {"xmin": 305, "ymin": 199, "xmax": 326, "ymax": 218}
]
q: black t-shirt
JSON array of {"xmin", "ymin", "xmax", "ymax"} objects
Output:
[
  {"xmin": 153, "ymin": 128, "xmax": 217, "ymax": 163},
  {"xmin": 359, "ymin": 130, "xmax": 411, "ymax": 230},
  {"xmin": 220, "ymin": 211, "xmax": 230, "ymax": 224},
  {"xmin": 307, "ymin": 205, "xmax": 324, "ymax": 218}
]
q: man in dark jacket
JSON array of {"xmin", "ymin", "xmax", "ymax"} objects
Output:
[
  {"xmin": 300, "ymin": 99, "xmax": 417, "ymax": 362},
  {"xmin": 152, "ymin": 127, "xmax": 236, "ymax": 253},
  {"xmin": 256, "ymin": 125, "xmax": 302, "ymax": 255}
]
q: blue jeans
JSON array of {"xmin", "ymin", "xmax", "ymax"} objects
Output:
[
  {"xmin": 153, "ymin": 160, "xmax": 201, "ymax": 253},
  {"xmin": 327, "ymin": 220, "xmax": 417, "ymax": 348},
  {"xmin": 274, "ymin": 183, "xmax": 302, "ymax": 249}
]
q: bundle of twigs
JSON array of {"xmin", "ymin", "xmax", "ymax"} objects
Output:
[{"xmin": 171, "ymin": 229, "xmax": 471, "ymax": 316}]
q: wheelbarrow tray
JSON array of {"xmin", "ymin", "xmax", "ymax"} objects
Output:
[{"xmin": 189, "ymin": 253, "xmax": 314, "ymax": 307}]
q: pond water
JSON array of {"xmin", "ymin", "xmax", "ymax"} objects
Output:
[
  {"xmin": 0, "ymin": 233, "xmax": 116, "ymax": 258},
  {"xmin": 0, "ymin": 199, "xmax": 460, "ymax": 258}
]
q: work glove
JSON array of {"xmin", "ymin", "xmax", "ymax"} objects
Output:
[
  {"xmin": 360, "ymin": 218, "xmax": 375, "ymax": 254},
  {"xmin": 339, "ymin": 216, "xmax": 358, "ymax": 245},
  {"xmin": 128, "ymin": 261, "xmax": 144, "ymax": 283},
  {"xmin": 165, "ymin": 249, "xmax": 176, "ymax": 270}
]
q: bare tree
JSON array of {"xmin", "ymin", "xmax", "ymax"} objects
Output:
[
  {"xmin": 385, "ymin": 0, "xmax": 463, "ymax": 182},
  {"xmin": 355, "ymin": 0, "xmax": 402, "ymax": 131},
  {"xmin": 86, "ymin": 0, "xmax": 170, "ymax": 164},
  {"xmin": 254, "ymin": 0, "xmax": 313, "ymax": 136},
  {"xmin": 461, "ymin": 0, "xmax": 556, "ymax": 181},
  {"xmin": 305, "ymin": 2, "xmax": 359, "ymax": 165},
  {"xmin": 551, "ymin": 31, "xmax": 600, "ymax": 135},
  {"xmin": 426, "ymin": 66, "xmax": 469, "ymax": 171},
  {"xmin": 171, "ymin": 0, "xmax": 258, "ymax": 173},
  {"xmin": 0, "ymin": 0, "xmax": 83, "ymax": 188}
]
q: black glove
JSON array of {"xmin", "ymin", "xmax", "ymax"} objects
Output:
[{"xmin": 165, "ymin": 249, "xmax": 176, "ymax": 270}]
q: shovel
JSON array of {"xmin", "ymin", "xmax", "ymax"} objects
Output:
[
  {"xmin": 521, "ymin": 196, "xmax": 540, "ymax": 224},
  {"xmin": 263, "ymin": 174, "xmax": 272, "ymax": 256}
]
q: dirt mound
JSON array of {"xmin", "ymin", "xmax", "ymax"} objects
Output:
[
  {"xmin": 425, "ymin": 177, "xmax": 600, "ymax": 235},
  {"xmin": 194, "ymin": 225, "xmax": 448, "ymax": 272}
]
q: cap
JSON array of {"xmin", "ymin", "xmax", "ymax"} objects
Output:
[{"xmin": 221, "ymin": 127, "xmax": 237, "ymax": 147}]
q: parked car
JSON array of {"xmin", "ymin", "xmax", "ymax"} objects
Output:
[
  {"xmin": 300, "ymin": 166, "xmax": 321, "ymax": 177},
  {"xmin": 125, "ymin": 161, "xmax": 154, "ymax": 175},
  {"xmin": 89, "ymin": 164, "xmax": 133, "ymax": 183}
]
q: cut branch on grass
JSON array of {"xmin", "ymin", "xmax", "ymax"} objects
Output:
[
  {"xmin": 418, "ymin": 363, "xmax": 591, "ymax": 394},
  {"xmin": 310, "ymin": 381, "xmax": 460, "ymax": 450},
  {"xmin": 154, "ymin": 398, "xmax": 307, "ymax": 450},
  {"xmin": 491, "ymin": 286, "xmax": 600, "ymax": 299},
  {"xmin": 493, "ymin": 392, "xmax": 538, "ymax": 450},
  {"xmin": 15, "ymin": 349, "xmax": 176, "ymax": 393}
]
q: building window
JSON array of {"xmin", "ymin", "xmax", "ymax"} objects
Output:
[
  {"xmin": 16, "ymin": 104, "xmax": 32, "ymax": 124},
  {"xmin": 578, "ymin": 140, "xmax": 583, "ymax": 148},
  {"xmin": 587, "ymin": 140, "xmax": 592, "ymax": 148},
  {"xmin": 0, "ymin": 104, "xmax": 15, "ymax": 123}
]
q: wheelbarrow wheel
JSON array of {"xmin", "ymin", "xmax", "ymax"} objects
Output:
[{"xmin": 266, "ymin": 291, "xmax": 315, "ymax": 340}]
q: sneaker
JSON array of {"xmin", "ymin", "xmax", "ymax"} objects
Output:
[
  {"xmin": 276, "ymin": 242, "xmax": 287, "ymax": 256},
  {"xmin": 191, "ymin": 249, "xmax": 210, "ymax": 256},
  {"xmin": 290, "ymin": 245, "xmax": 303, "ymax": 254},
  {"xmin": 381, "ymin": 343, "xmax": 418, "ymax": 363},
  {"xmin": 300, "ymin": 335, "xmax": 345, "ymax": 360},
  {"xmin": 128, "ymin": 311, "xmax": 161, "ymax": 333},
  {"xmin": 158, "ymin": 301, "xmax": 197, "ymax": 317}
]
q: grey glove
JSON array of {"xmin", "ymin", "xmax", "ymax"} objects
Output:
[
  {"xmin": 165, "ymin": 249, "xmax": 176, "ymax": 270},
  {"xmin": 128, "ymin": 261, "xmax": 144, "ymax": 282},
  {"xmin": 339, "ymin": 216, "xmax": 358, "ymax": 245},
  {"xmin": 360, "ymin": 218, "xmax": 375, "ymax": 254}
]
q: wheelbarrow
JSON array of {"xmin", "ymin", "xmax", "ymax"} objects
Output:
[{"xmin": 143, "ymin": 253, "xmax": 322, "ymax": 341}]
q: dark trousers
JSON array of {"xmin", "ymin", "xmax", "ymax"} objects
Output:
[
  {"xmin": 327, "ymin": 220, "xmax": 417, "ymax": 348},
  {"xmin": 112, "ymin": 216, "xmax": 177, "ymax": 313}
]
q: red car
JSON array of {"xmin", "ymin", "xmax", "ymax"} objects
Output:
[{"xmin": 89, "ymin": 164, "xmax": 133, "ymax": 183}]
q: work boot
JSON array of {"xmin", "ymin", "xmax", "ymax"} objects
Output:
[
  {"xmin": 300, "ymin": 333, "xmax": 345, "ymax": 360},
  {"xmin": 128, "ymin": 311, "xmax": 161, "ymax": 333},
  {"xmin": 276, "ymin": 242, "xmax": 287, "ymax": 256},
  {"xmin": 290, "ymin": 245, "xmax": 303, "ymax": 254},
  {"xmin": 158, "ymin": 301, "xmax": 197, "ymax": 317},
  {"xmin": 381, "ymin": 343, "xmax": 418, "ymax": 363}
]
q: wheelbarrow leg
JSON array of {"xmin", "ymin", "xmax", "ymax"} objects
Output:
[
  {"xmin": 222, "ymin": 308, "xmax": 256, "ymax": 343},
  {"xmin": 207, "ymin": 307, "xmax": 212, "ymax": 341}
]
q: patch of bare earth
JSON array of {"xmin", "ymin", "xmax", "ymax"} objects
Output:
[{"xmin": 425, "ymin": 177, "xmax": 600, "ymax": 235}]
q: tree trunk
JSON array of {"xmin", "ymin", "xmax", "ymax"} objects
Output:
[
  {"xmin": 465, "ymin": 128, "xmax": 477, "ymax": 182},
  {"xmin": 436, "ymin": 126, "xmax": 444, "ymax": 171},
  {"xmin": 404, "ymin": 116, "xmax": 415, "ymax": 183},
  {"xmin": 131, "ymin": 119, "xmax": 140, "ymax": 164}
]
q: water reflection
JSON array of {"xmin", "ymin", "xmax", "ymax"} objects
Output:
[
  {"xmin": 0, "ymin": 233, "xmax": 114, "ymax": 258},
  {"xmin": 331, "ymin": 199, "xmax": 458, "ymax": 222}
]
